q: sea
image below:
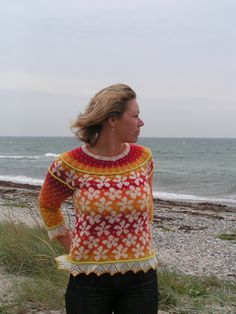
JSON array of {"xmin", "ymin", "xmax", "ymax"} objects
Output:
[{"xmin": 0, "ymin": 137, "xmax": 235, "ymax": 206}]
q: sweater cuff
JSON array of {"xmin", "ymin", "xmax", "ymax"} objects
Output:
[{"xmin": 47, "ymin": 222, "xmax": 70, "ymax": 240}]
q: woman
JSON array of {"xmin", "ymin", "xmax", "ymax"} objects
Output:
[{"xmin": 39, "ymin": 83, "xmax": 159, "ymax": 314}]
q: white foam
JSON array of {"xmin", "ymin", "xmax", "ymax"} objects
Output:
[
  {"xmin": 153, "ymin": 191, "xmax": 236, "ymax": 205},
  {"xmin": 44, "ymin": 153, "xmax": 59, "ymax": 157},
  {"xmin": 0, "ymin": 155, "xmax": 37, "ymax": 159},
  {"xmin": 0, "ymin": 175, "xmax": 43, "ymax": 186},
  {"xmin": 0, "ymin": 153, "xmax": 59, "ymax": 159}
]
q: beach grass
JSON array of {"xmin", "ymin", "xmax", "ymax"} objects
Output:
[
  {"xmin": 0, "ymin": 221, "xmax": 235, "ymax": 314},
  {"xmin": 217, "ymin": 230, "xmax": 236, "ymax": 241},
  {"xmin": 0, "ymin": 221, "xmax": 67, "ymax": 313},
  {"xmin": 2, "ymin": 199, "xmax": 29, "ymax": 208},
  {"xmin": 158, "ymin": 269, "xmax": 236, "ymax": 313}
]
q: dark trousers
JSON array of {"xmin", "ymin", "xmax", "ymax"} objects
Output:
[{"xmin": 65, "ymin": 269, "xmax": 158, "ymax": 314}]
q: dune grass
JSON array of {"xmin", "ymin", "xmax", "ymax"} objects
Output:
[
  {"xmin": 0, "ymin": 221, "xmax": 235, "ymax": 314},
  {"xmin": 2, "ymin": 199, "xmax": 29, "ymax": 208},
  {"xmin": 0, "ymin": 221, "xmax": 68, "ymax": 313},
  {"xmin": 217, "ymin": 230, "xmax": 236, "ymax": 241},
  {"xmin": 158, "ymin": 270, "xmax": 236, "ymax": 313}
]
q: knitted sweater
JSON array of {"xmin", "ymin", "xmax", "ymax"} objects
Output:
[{"xmin": 39, "ymin": 143, "xmax": 158, "ymax": 276}]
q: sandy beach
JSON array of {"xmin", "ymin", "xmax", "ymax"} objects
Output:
[{"xmin": 0, "ymin": 179, "xmax": 235, "ymax": 282}]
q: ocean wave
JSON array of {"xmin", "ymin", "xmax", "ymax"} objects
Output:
[
  {"xmin": 44, "ymin": 153, "xmax": 59, "ymax": 157},
  {"xmin": 0, "ymin": 175, "xmax": 43, "ymax": 186},
  {"xmin": 0, "ymin": 155, "xmax": 38, "ymax": 159},
  {"xmin": 153, "ymin": 191, "xmax": 236, "ymax": 205},
  {"xmin": 0, "ymin": 153, "xmax": 59, "ymax": 160}
]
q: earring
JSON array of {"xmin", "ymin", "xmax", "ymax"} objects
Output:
[{"xmin": 112, "ymin": 127, "xmax": 115, "ymax": 132}]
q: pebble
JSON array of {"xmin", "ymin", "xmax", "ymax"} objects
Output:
[{"xmin": 153, "ymin": 202, "xmax": 236, "ymax": 281}]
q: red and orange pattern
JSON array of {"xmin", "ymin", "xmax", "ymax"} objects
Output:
[{"xmin": 39, "ymin": 143, "xmax": 158, "ymax": 276}]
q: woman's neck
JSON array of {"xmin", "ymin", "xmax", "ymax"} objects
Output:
[{"xmin": 87, "ymin": 134, "xmax": 126, "ymax": 157}]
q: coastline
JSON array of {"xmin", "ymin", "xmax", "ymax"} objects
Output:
[{"xmin": 0, "ymin": 180, "xmax": 235, "ymax": 281}]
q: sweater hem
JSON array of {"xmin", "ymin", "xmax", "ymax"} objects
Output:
[{"xmin": 55, "ymin": 255, "xmax": 159, "ymax": 276}]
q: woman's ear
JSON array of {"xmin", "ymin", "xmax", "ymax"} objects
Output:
[{"xmin": 108, "ymin": 115, "xmax": 117, "ymax": 129}]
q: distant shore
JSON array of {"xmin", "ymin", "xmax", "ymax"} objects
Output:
[{"xmin": 0, "ymin": 180, "xmax": 235, "ymax": 281}]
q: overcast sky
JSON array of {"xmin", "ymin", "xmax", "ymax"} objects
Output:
[{"xmin": 0, "ymin": 0, "xmax": 235, "ymax": 137}]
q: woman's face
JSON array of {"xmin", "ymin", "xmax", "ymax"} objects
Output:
[{"xmin": 114, "ymin": 99, "xmax": 144, "ymax": 143}]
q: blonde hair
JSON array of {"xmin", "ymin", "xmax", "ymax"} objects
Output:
[{"xmin": 71, "ymin": 83, "xmax": 136, "ymax": 145}]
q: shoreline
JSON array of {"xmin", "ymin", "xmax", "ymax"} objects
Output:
[
  {"xmin": 1, "ymin": 180, "xmax": 235, "ymax": 211},
  {"xmin": 0, "ymin": 180, "xmax": 235, "ymax": 282}
]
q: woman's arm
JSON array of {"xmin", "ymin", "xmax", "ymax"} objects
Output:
[{"xmin": 39, "ymin": 170, "xmax": 74, "ymax": 250}]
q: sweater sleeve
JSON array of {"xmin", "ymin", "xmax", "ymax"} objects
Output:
[{"xmin": 38, "ymin": 156, "xmax": 75, "ymax": 240}]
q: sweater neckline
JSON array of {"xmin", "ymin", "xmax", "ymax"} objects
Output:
[{"xmin": 81, "ymin": 143, "xmax": 130, "ymax": 162}]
